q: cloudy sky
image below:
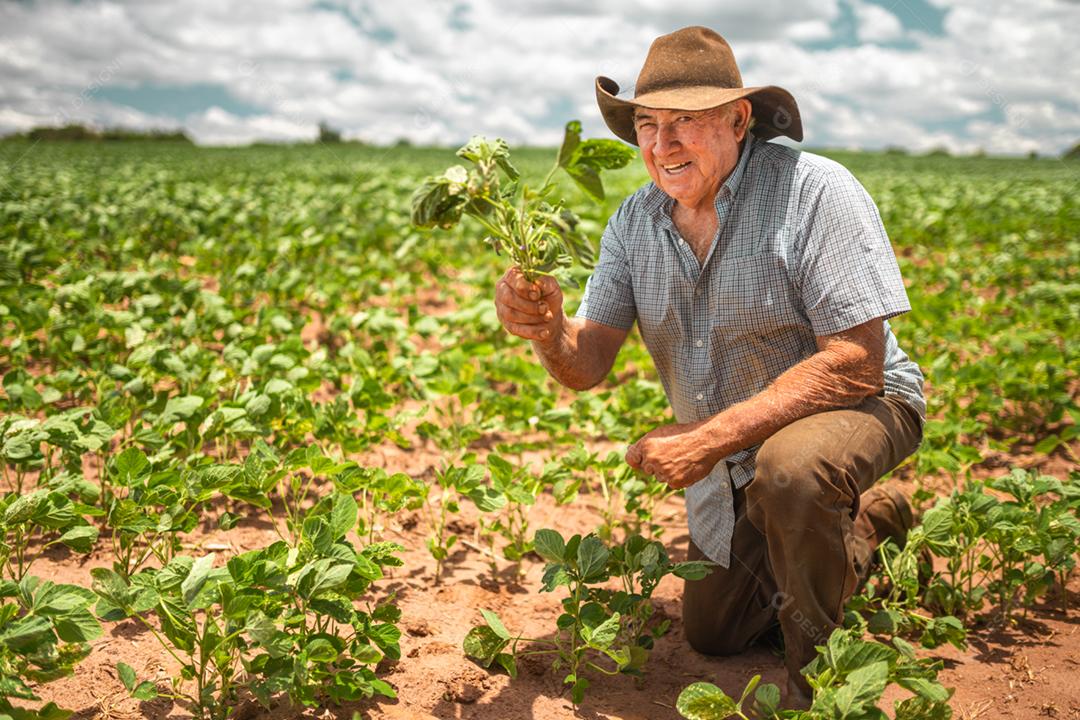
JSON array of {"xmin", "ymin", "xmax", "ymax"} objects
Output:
[{"xmin": 2, "ymin": 0, "xmax": 1078, "ymax": 154}]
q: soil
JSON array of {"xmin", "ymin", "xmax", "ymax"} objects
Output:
[{"xmin": 20, "ymin": 429, "xmax": 1080, "ymax": 720}]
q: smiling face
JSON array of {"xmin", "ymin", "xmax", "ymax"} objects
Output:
[{"xmin": 633, "ymin": 100, "xmax": 751, "ymax": 212}]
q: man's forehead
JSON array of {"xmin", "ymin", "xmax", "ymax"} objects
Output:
[{"xmin": 633, "ymin": 106, "xmax": 722, "ymax": 121}]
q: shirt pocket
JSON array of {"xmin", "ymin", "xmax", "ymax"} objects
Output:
[
  {"xmin": 710, "ymin": 251, "xmax": 801, "ymax": 334},
  {"xmin": 633, "ymin": 248, "xmax": 687, "ymax": 345}
]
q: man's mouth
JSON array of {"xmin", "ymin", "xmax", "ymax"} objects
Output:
[{"xmin": 662, "ymin": 161, "xmax": 691, "ymax": 175}]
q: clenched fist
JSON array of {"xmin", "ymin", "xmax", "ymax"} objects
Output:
[{"xmin": 494, "ymin": 267, "xmax": 564, "ymax": 343}]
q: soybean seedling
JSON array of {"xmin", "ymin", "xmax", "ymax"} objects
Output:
[{"xmin": 411, "ymin": 120, "xmax": 636, "ymax": 281}]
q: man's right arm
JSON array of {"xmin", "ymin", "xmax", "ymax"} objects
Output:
[{"xmin": 495, "ymin": 266, "xmax": 628, "ymax": 391}]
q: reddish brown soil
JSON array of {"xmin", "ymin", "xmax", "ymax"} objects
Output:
[{"xmin": 20, "ymin": 430, "xmax": 1080, "ymax": 720}]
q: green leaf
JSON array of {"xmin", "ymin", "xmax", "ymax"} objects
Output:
[
  {"xmin": 896, "ymin": 676, "xmax": 951, "ymax": 703},
  {"xmin": 480, "ymin": 609, "xmax": 510, "ymax": 640},
  {"xmin": 113, "ymin": 447, "xmax": 150, "ymax": 484},
  {"xmin": 576, "ymin": 535, "xmax": 609, "ymax": 582},
  {"xmin": 533, "ymin": 528, "xmax": 565, "ymax": 563},
  {"xmin": 495, "ymin": 652, "xmax": 517, "ymax": 679},
  {"xmin": 867, "ymin": 608, "xmax": 902, "ymax": 635},
  {"xmin": 159, "ymin": 395, "xmax": 204, "ymax": 425},
  {"xmin": 572, "ymin": 138, "xmax": 637, "ymax": 171},
  {"xmin": 673, "ymin": 561, "xmax": 714, "ymax": 581},
  {"xmin": 53, "ymin": 607, "xmax": 102, "ymax": 643},
  {"xmin": 3, "ymin": 490, "xmax": 46, "ymax": 525},
  {"xmin": 181, "ymin": 554, "xmax": 215, "ymax": 607},
  {"xmin": 564, "ymin": 164, "xmax": 603, "ymax": 203},
  {"xmin": 753, "ymin": 682, "xmax": 782, "ymax": 715},
  {"xmin": 58, "ymin": 525, "xmax": 98, "ymax": 553},
  {"xmin": 676, "ymin": 682, "xmax": 740, "ymax": 719},
  {"xmin": 834, "ymin": 660, "xmax": 889, "ymax": 714},
  {"xmin": 894, "ymin": 695, "xmax": 952, "ymax": 720},
  {"xmin": 557, "ymin": 120, "xmax": 582, "ymax": 169},
  {"xmin": 569, "ymin": 675, "xmax": 590, "ymax": 705},
  {"xmin": 462, "ymin": 625, "xmax": 508, "ymax": 667},
  {"xmin": 585, "ymin": 612, "xmax": 619, "ymax": 650},
  {"xmin": 117, "ymin": 662, "xmax": 137, "ymax": 691},
  {"xmin": 246, "ymin": 612, "xmax": 290, "ymax": 658},
  {"xmin": 467, "ymin": 485, "xmax": 506, "ymax": 513},
  {"xmin": 306, "ymin": 637, "xmax": 338, "ymax": 663},
  {"xmin": 329, "ymin": 492, "xmax": 358, "ymax": 539},
  {"xmin": 0, "ymin": 615, "xmax": 51, "ymax": 651},
  {"xmin": 834, "ymin": 639, "xmax": 896, "ymax": 675}
]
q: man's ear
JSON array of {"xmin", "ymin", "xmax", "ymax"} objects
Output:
[{"xmin": 732, "ymin": 99, "xmax": 753, "ymax": 140}]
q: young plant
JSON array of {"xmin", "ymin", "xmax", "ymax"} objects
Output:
[
  {"xmin": 0, "ymin": 489, "xmax": 98, "ymax": 582},
  {"xmin": 480, "ymin": 453, "xmax": 545, "ymax": 572},
  {"xmin": 98, "ymin": 492, "xmax": 404, "ymax": 718},
  {"xmin": 334, "ymin": 465, "xmax": 425, "ymax": 543},
  {"xmin": 919, "ymin": 469, "xmax": 1080, "ymax": 621},
  {"xmin": 676, "ymin": 628, "xmax": 954, "ymax": 720},
  {"xmin": 103, "ymin": 447, "xmax": 224, "ymax": 578},
  {"xmin": 846, "ymin": 536, "xmax": 966, "ymax": 651},
  {"xmin": 424, "ymin": 460, "xmax": 504, "ymax": 584},
  {"xmin": 0, "ymin": 576, "xmax": 103, "ymax": 720},
  {"xmin": 411, "ymin": 120, "xmax": 635, "ymax": 281},
  {"xmin": 463, "ymin": 529, "xmax": 711, "ymax": 704}
]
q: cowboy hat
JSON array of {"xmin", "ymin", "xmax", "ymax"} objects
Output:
[{"xmin": 595, "ymin": 26, "xmax": 803, "ymax": 145}]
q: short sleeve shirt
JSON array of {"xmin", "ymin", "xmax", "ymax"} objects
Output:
[{"xmin": 575, "ymin": 136, "xmax": 925, "ymax": 567}]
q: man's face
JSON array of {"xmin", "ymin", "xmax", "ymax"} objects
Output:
[{"xmin": 633, "ymin": 102, "xmax": 748, "ymax": 212}]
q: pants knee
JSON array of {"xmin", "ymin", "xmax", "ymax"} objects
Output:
[{"xmin": 747, "ymin": 439, "xmax": 827, "ymax": 523}]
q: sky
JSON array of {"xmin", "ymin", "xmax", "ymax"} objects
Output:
[{"xmin": 1, "ymin": 0, "xmax": 1078, "ymax": 155}]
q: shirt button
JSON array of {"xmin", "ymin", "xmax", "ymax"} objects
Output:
[
  {"xmin": 695, "ymin": 339, "xmax": 703, "ymax": 347},
  {"xmin": 696, "ymin": 392, "xmax": 704, "ymax": 401}
]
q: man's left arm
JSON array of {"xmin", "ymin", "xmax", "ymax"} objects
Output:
[{"xmin": 626, "ymin": 317, "xmax": 884, "ymax": 488}]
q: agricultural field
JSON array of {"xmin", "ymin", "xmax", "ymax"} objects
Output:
[{"xmin": 0, "ymin": 138, "xmax": 1078, "ymax": 720}]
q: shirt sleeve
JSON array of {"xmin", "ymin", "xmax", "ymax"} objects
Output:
[
  {"xmin": 794, "ymin": 166, "xmax": 911, "ymax": 336},
  {"xmin": 575, "ymin": 209, "xmax": 637, "ymax": 331}
]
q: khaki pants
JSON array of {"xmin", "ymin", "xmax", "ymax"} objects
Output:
[{"xmin": 682, "ymin": 394, "xmax": 924, "ymax": 694}]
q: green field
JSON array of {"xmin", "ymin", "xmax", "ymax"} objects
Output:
[{"xmin": 1, "ymin": 140, "xmax": 1078, "ymax": 719}]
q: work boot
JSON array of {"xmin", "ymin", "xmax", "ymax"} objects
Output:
[
  {"xmin": 851, "ymin": 483, "xmax": 916, "ymax": 590},
  {"xmin": 784, "ymin": 674, "xmax": 813, "ymax": 711},
  {"xmin": 855, "ymin": 483, "xmax": 915, "ymax": 551}
]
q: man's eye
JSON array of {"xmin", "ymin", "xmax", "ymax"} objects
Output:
[{"xmin": 677, "ymin": 115, "xmax": 694, "ymax": 123}]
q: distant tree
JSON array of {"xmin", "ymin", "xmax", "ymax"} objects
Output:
[
  {"xmin": 318, "ymin": 121, "xmax": 342, "ymax": 144},
  {"xmin": 18, "ymin": 124, "xmax": 191, "ymax": 143},
  {"xmin": 1066, "ymin": 142, "xmax": 1080, "ymax": 160},
  {"xmin": 27, "ymin": 124, "xmax": 99, "ymax": 141},
  {"xmin": 1027, "ymin": 150, "xmax": 1038, "ymax": 160},
  {"xmin": 102, "ymin": 128, "xmax": 191, "ymax": 143},
  {"xmin": 883, "ymin": 145, "xmax": 908, "ymax": 156},
  {"xmin": 925, "ymin": 146, "xmax": 951, "ymax": 157}
]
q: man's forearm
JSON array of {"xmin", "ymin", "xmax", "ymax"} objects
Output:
[
  {"xmin": 700, "ymin": 333, "xmax": 884, "ymax": 465},
  {"xmin": 531, "ymin": 315, "xmax": 608, "ymax": 391}
]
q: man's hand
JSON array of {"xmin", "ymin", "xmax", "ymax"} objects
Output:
[
  {"xmin": 626, "ymin": 421, "xmax": 723, "ymax": 490},
  {"xmin": 494, "ymin": 267, "xmax": 564, "ymax": 343}
]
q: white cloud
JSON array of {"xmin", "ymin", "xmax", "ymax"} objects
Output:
[
  {"xmin": 0, "ymin": 0, "xmax": 1077, "ymax": 155},
  {"xmin": 851, "ymin": 1, "xmax": 903, "ymax": 43},
  {"xmin": 184, "ymin": 107, "xmax": 316, "ymax": 145}
]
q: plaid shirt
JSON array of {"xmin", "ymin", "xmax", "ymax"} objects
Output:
[{"xmin": 576, "ymin": 136, "xmax": 925, "ymax": 567}]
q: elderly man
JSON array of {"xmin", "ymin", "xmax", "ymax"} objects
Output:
[{"xmin": 493, "ymin": 26, "xmax": 924, "ymax": 707}]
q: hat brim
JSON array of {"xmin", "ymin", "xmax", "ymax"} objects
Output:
[{"xmin": 595, "ymin": 76, "xmax": 803, "ymax": 145}]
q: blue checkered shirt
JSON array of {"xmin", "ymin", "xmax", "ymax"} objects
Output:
[{"xmin": 576, "ymin": 136, "xmax": 925, "ymax": 568}]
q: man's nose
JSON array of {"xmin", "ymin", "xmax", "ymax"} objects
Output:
[{"xmin": 654, "ymin": 123, "xmax": 680, "ymax": 156}]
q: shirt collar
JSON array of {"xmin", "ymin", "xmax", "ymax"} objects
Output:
[{"xmin": 643, "ymin": 134, "xmax": 757, "ymax": 228}]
